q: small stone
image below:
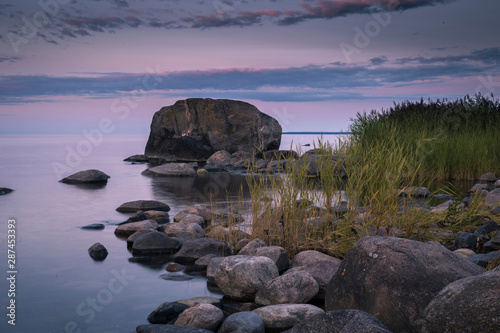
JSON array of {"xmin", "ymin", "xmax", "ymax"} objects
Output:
[
  {"xmin": 478, "ymin": 172, "xmax": 497, "ymax": 182},
  {"xmin": 81, "ymin": 223, "xmax": 105, "ymax": 230},
  {"xmin": 166, "ymin": 262, "xmax": 184, "ymax": 272},
  {"xmin": 238, "ymin": 238, "xmax": 267, "ymax": 256},
  {"xmin": 114, "ymin": 219, "xmax": 159, "ymax": 237},
  {"xmin": 454, "ymin": 232, "xmax": 477, "ymax": 250},
  {"xmin": 179, "ymin": 214, "xmax": 205, "ymax": 226},
  {"xmin": 491, "ymin": 206, "xmax": 500, "ymax": 215},
  {"xmin": 453, "ymin": 248, "xmax": 476, "ymax": 258},
  {"xmin": 291, "ymin": 250, "xmax": 341, "ymax": 268},
  {"xmin": 474, "ymin": 220, "xmax": 500, "ymax": 236},
  {"xmin": 159, "ymin": 273, "xmax": 194, "ymax": 281},
  {"xmin": 116, "ymin": 200, "xmax": 170, "ymax": 213},
  {"xmin": 0, "ymin": 187, "xmax": 14, "ymax": 195},
  {"xmin": 483, "ymin": 233, "xmax": 500, "ymax": 252},
  {"xmin": 88, "ymin": 243, "xmax": 108, "ymax": 261},
  {"xmin": 60, "ymin": 169, "xmax": 110, "ymax": 184},
  {"xmin": 142, "ymin": 163, "xmax": 197, "ymax": 177},
  {"xmin": 197, "ymin": 168, "xmax": 208, "ymax": 176}
]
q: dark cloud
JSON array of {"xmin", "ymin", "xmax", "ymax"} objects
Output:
[
  {"xmin": 0, "ymin": 55, "xmax": 22, "ymax": 63},
  {"xmin": 396, "ymin": 47, "xmax": 500, "ymax": 65},
  {"xmin": 370, "ymin": 56, "xmax": 388, "ymax": 66}
]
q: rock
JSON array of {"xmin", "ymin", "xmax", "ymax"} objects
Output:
[
  {"xmin": 453, "ymin": 231, "xmax": 477, "ymax": 250},
  {"xmin": 286, "ymin": 260, "xmax": 341, "ymax": 299},
  {"xmin": 483, "ymin": 233, "xmax": 500, "ymax": 251},
  {"xmin": 470, "ymin": 183, "xmax": 489, "ymax": 193},
  {"xmin": 194, "ymin": 254, "xmax": 218, "ymax": 271},
  {"xmin": 478, "ymin": 172, "xmax": 498, "ymax": 182},
  {"xmin": 174, "ymin": 303, "xmax": 224, "ymax": 332},
  {"xmin": 298, "ymin": 154, "xmax": 345, "ymax": 177},
  {"xmin": 145, "ymin": 98, "xmax": 282, "ymax": 160},
  {"xmin": 400, "ymin": 186, "xmax": 431, "ymax": 198},
  {"xmin": 453, "ymin": 248, "xmax": 476, "ymax": 258},
  {"xmin": 114, "ymin": 219, "xmax": 159, "ymax": 237},
  {"xmin": 325, "ymin": 236, "xmax": 485, "ymax": 333},
  {"xmin": 495, "ymin": 180, "xmax": 500, "ymax": 188},
  {"xmin": 430, "ymin": 199, "xmax": 453, "ymax": 213},
  {"xmin": 432, "ymin": 193, "xmax": 454, "ymax": 201},
  {"xmin": 88, "ymin": 243, "xmax": 108, "ymax": 261},
  {"xmin": 143, "ymin": 163, "xmax": 197, "ymax": 177},
  {"xmin": 218, "ymin": 311, "xmax": 265, "ymax": 333},
  {"xmin": 492, "ymin": 206, "xmax": 500, "ymax": 215},
  {"xmin": 175, "ymin": 205, "xmax": 213, "ymax": 223},
  {"xmin": 255, "ymin": 270, "xmax": 319, "ymax": 305},
  {"xmin": 253, "ymin": 246, "xmax": 289, "ymax": 273},
  {"xmin": 0, "ymin": 187, "xmax": 13, "ymax": 195},
  {"xmin": 253, "ymin": 304, "xmax": 324, "ymax": 332},
  {"xmin": 147, "ymin": 302, "xmax": 190, "ymax": 324},
  {"xmin": 261, "ymin": 150, "xmax": 299, "ymax": 161},
  {"xmin": 202, "ymin": 163, "xmax": 227, "ymax": 172},
  {"xmin": 206, "ymin": 150, "xmax": 233, "ymax": 166},
  {"xmin": 165, "ymin": 262, "xmax": 184, "ymax": 272},
  {"xmin": 484, "ymin": 188, "xmax": 500, "ymax": 206},
  {"xmin": 137, "ymin": 324, "xmax": 213, "ymax": 333},
  {"xmin": 127, "ymin": 230, "xmax": 157, "ymax": 245},
  {"xmin": 116, "ymin": 200, "xmax": 170, "ymax": 213},
  {"xmin": 159, "ymin": 273, "xmax": 194, "ymax": 281},
  {"xmin": 176, "ymin": 296, "xmax": 223, "ymax": 309},
  {"xmin": 291, "ymin": 250, "xmax": 341, "ymax": 268},
  {"xmin": 122, "ymin": 210, "xmax": 149, "ymax": 224},
  {"xmin": 163, "ymin": 223, "xmax": 205, "ymax": 238},
  {"xmin": 178, "ymin": 214, "xmax": 206, "ymax": 227},
  {"xmin": 235, "ymin": 239, "xmax": 250, "ymax": 254},
  {"xmin": 197, "ymin": 169, "xmax": 208, "ymax": 176},
  {"xmin": 254, "ymin": 159, "xmax": 268, "ymax": 169},
  {"xmin": 81, "ymin": 223, "xmax": 105, "ymax": 230},
  {"xmin": 60, "ymin": 169, "xmax": 110, "ymax": 184},
  {"xmin": 238, "ymin": 238, "xmax": 268, "ymax": 256},
  {"xmin": 474, "ymin": 220, "xmax": 500, "ymax": 236},
  {"xmin": 422, "ymin": 270, "xmax": 500, "ymax": 333},
  {"xmin": 468, "ymin": 250, "xmax": 500, "ymax": 268},
  {"xmin": 206, "ymin": 257, "xmax": 225, "ymax": 285},
  {"xmin": 284, "ymin": 309, "xmax": 392, "ymax": 333},
  {"xmin": 214, "ymin": 255, "xmax": 279, "ymax": 301},
  {"xmin": 124, "ymin": 154, "xmax": 149, "ymax": 162},
  {"xmin": 132, "ymin": 232, "xmax": 181, "ymax": 255},
  {"xmin": 174, "ymin": 238, "xmax": 231, "ymax": 265}
]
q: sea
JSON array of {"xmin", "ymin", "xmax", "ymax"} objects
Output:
[{"xmin": 0, "ymin": 133, "xmax": 343, "ymax": 333}]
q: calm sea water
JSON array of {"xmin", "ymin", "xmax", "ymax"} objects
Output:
[{"xmin": 0, "ymin": 133, "xmax": 341, "ymax": 333}]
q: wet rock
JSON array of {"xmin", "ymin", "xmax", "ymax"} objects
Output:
[
  {"xmin": 60, "ymin": 169, "xmax": 110, "ymax": 184},
  {"xmin": 114, "ymin": 219, "xmax": 159, "ymax": 237},
  {"xmin": 124, "ymin": 154, "xmax": 149, "ymax": 162},
  {"xmin": 255, "ymin": 270, "xmax": 319, "ymax": 305},
  {"xmin": 253, "ymin": 246, "xmax": 289, "ymax": 273},
  {"xmin": 484, "ymin": 188, "xmax": 500, "ymax": 206},
  {"xmin": 325, "ymin": 236, "xmax": 485, "ymax": 333},
  {"xmin": 291, "ymin": 250, "xmax": 341, "ymax": 268},
  {"xmin": 284, "ymin": 309, "xmax": 392, "ymax": 333},
  {"xmin": 137, "ymin": 324, "xmax": 213, "ymax": 333},
  {"xmin": 218, "ymin": 311, "xmax": 265, "ymax": 333},
  {"xmin": 238, "ymin": 238, "xmax": 267, "ymax": 256},
  {"xmin": 127, "ymin": 230, "xmax": 157, "ymax": 245},
  {"xmin": 422, "ymin": 270, "xmax": 500, "ymax": 333},
  {"xmin": 165, "ymin": 262, "xmax": 184, "ymax": 272},
  {"xmin": 147, "ymin": 302, "xmax": 190, "ymax": 324},
  {"xmin": 174, "ymin": 303, "xmax": 224, "ymax": 332},
  {"xmin": 159, "ymin": 273, "xmax": 194, "ymax": 281},
  {"xmin": 214, "ymin": 255, "xmax": 279, "ymax": 301},
  {"xmin": 143, "ymin": 163, "xmax": 197, "ymax": 177},
  {"xmin": 132, "ymin": 232, "xmax": 181, "ymax": 255},
  {"xmin": 0, "ymin": 187, "xmax": 14, "ymax": 195},
  {"xmin": 253, "ymin": 304, "xmax": 324, "ymax": 332},
  {"xmin": 81, "ymin": 223, "xmax": 105, "ymax": 230},
  {"xmin": 163, "ymin": 223, "xmax": 205, "ymax": 238},
  {"xmin": 174, "ymin": 238, "xmax": 231, "ymax": 265},
  {"xmin": 468, "ymin": 250, "xmax": 500, "ymax": 268},
  {"xmin": 478, "ymin": 172, "xmax": 497, "ymax": 182},
  {"xmin": 116, "ymin": 200, "xmax": 170, "ymax": 213},
  {"xmin": 88, "ymin": 243, "xmax": 108, "ymax": 261},
  {"xmin": 453, "ymin": 231, "xmax": 477, "ymax": 250}
]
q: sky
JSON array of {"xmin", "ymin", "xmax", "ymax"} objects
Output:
[{"xmin": 0, "ymin": 0, "xmax": 499, "ymax": 134}]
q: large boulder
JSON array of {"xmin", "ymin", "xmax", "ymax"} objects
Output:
[
  {"xmin": 253, "ymin": 246, "xmax": 289, "ymax": 273},
  {"xmin": 132, "ymin": 232, "xmax": 181, "ymax": 255},
  {"xmin": 286, "ymin": 260, "xmax": 341, "ymax": 299},
  {"xmin": 421, "ymin": 270, "xmax": 500, "ymax": 333},
  {"xmin": 116, "ymin": 200, "xmax": 170, "ymax": 213},
  {"xmin": 253, "ymin": 304, "xmax": 324, "ymax": 332},
  {"xmin": 60, "ymin": 169, "xmax": 110, "ymax": 184},
  {"xmin": 145, "ymin": 98, "xmax": 282, "ymax": 161},
  {"xmin": 255, "ymin": 270, "xmax": 319, "ymax": 305},
  {"xmin": 214, "ymin": 255, "xmax": 279, "ymax": 301},
  {"xmin": 114, "ymin": 219, "xmax": 159, "ymax": 237},
  {"xmin": 174, "ymin": 238, "xmax": 231, "ymax": 265},
  {"xmin": 325, "ymin": 236, "xmax": 485, "ymax": 333},
  {"xmin": 142, "ymin": 163, "xmax": 196, "ymax": 177},
  {"xmin": 283, "ymin": 309, "xmax": 392, "ymax": 333},
  {"xmin": 218, "ymin": 311, "xmax": 265, "ymax": 333},
  {"xmin": 174, "ymin": 303, "xmax": 224, "ymax": 332}
]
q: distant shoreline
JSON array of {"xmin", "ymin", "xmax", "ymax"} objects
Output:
[{"xmin": 282, "ymin": 132, "xmax": 352, "ymax": 135}]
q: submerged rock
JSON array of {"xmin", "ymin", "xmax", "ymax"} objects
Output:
[
  {"xmin": 142, "ymin": 163, "xmax": 197, "ymax": 177},
  {"xmin": 116, "ymin": 200, "xmax": 170, "ymax": 213},
  {"xmin": 88, "ymin": 243, "xmax": 108, "ymax": 261},
  {"xmin": 60, "ymin": 169, "xmax": 110, "ymax": 184},
  {"xmin": 81, "ymin": 223, "xmax": 105, "ymax": 230},
  {"xmin": 0, "ymin": 187, "xmax": 13, "ymax": 195},
  {"xmin": 145, "ymin": 98, "xmax": 282, "ymax": 161}
]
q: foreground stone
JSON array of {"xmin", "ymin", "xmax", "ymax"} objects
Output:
[
  {"xmin": 291, "ymin": 250, "xmax": 341, "ymax": 268},
  {"xmin": 253, "ymin": 304, "xmax": 324, "ymax": 332},
  {"xmin": 114, "ymin": 219, "xmax": 159, "ymax": 237},
  {"xmin": 468, "ymin": 250, "xmax": 500, "ymax": 268},
  {"xmin": 60, "ymin": 169, "xmax": 110, "ymax": 184},
  {"xmin": 254, "ymin": 246, "xmax": 289, "ymax": 273},
  {"xmin": 284, "ymin": 309, "xmax": 392, "ymax": 333},
  {"xmin": 218, "ymin": 311, "xmax": 265, "ymax": 333},
  {"xmin": 132, "ymin": 232, "xmax": 181, "ymax": 255},
  {"xmin": 176, "ymin": 296, "xmax": 222, "ymax": 309},
  {"xmin": 286, "ymin": 260, "xmax": 341, "ymax": 299},
  {"xmin": 215, "ymin": 255, "xmax": 279, "ymax": 301},
  {"xmin": 116, "ymin": 200, "xmax": 171, "ymax": 213},
  {"xmin": 147, "ymin": 302, "xmax": 189, "ymax": 324},
  {"xmin": 484, "ymin": 188, "xmax": 500, "ymax": 206},
  {"xmin": 145, "ymin": 98, "xmax": 282, "ymax": 160},
  {"xmin": 0, "ymin": 187, "xmax": 13, "ymax": 195},
  {"xmin": 137, "ymin": 324, "xmax": 212, "ymax": 333},
  {"xmin": 255, "ymin": 270, "xmax": 319, "ymax": 305},
  {"xmin": 88, "ymin": 243, "xmax": 108, "ymax": 261},
  {"xmin": 421, "ymin": 270, "xmax": 500, "ymax": 333},
  {"xmin": 143, "ymin": 163, "xmax": 197, "ymax": 177},
  {"xmin": 174, "ymin": 303, "xmax": 224, "ymax": 332},
  {"xmin": 325, "ymin": 236, "xmax": 485, "ymax": 333},
  {"xmin": 174, "ymin": 238, "xmax": 231, "ymax": 265},
  {"xmin": 238, "ymin": 238, "xmax": 268, "ymax": 256}
]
